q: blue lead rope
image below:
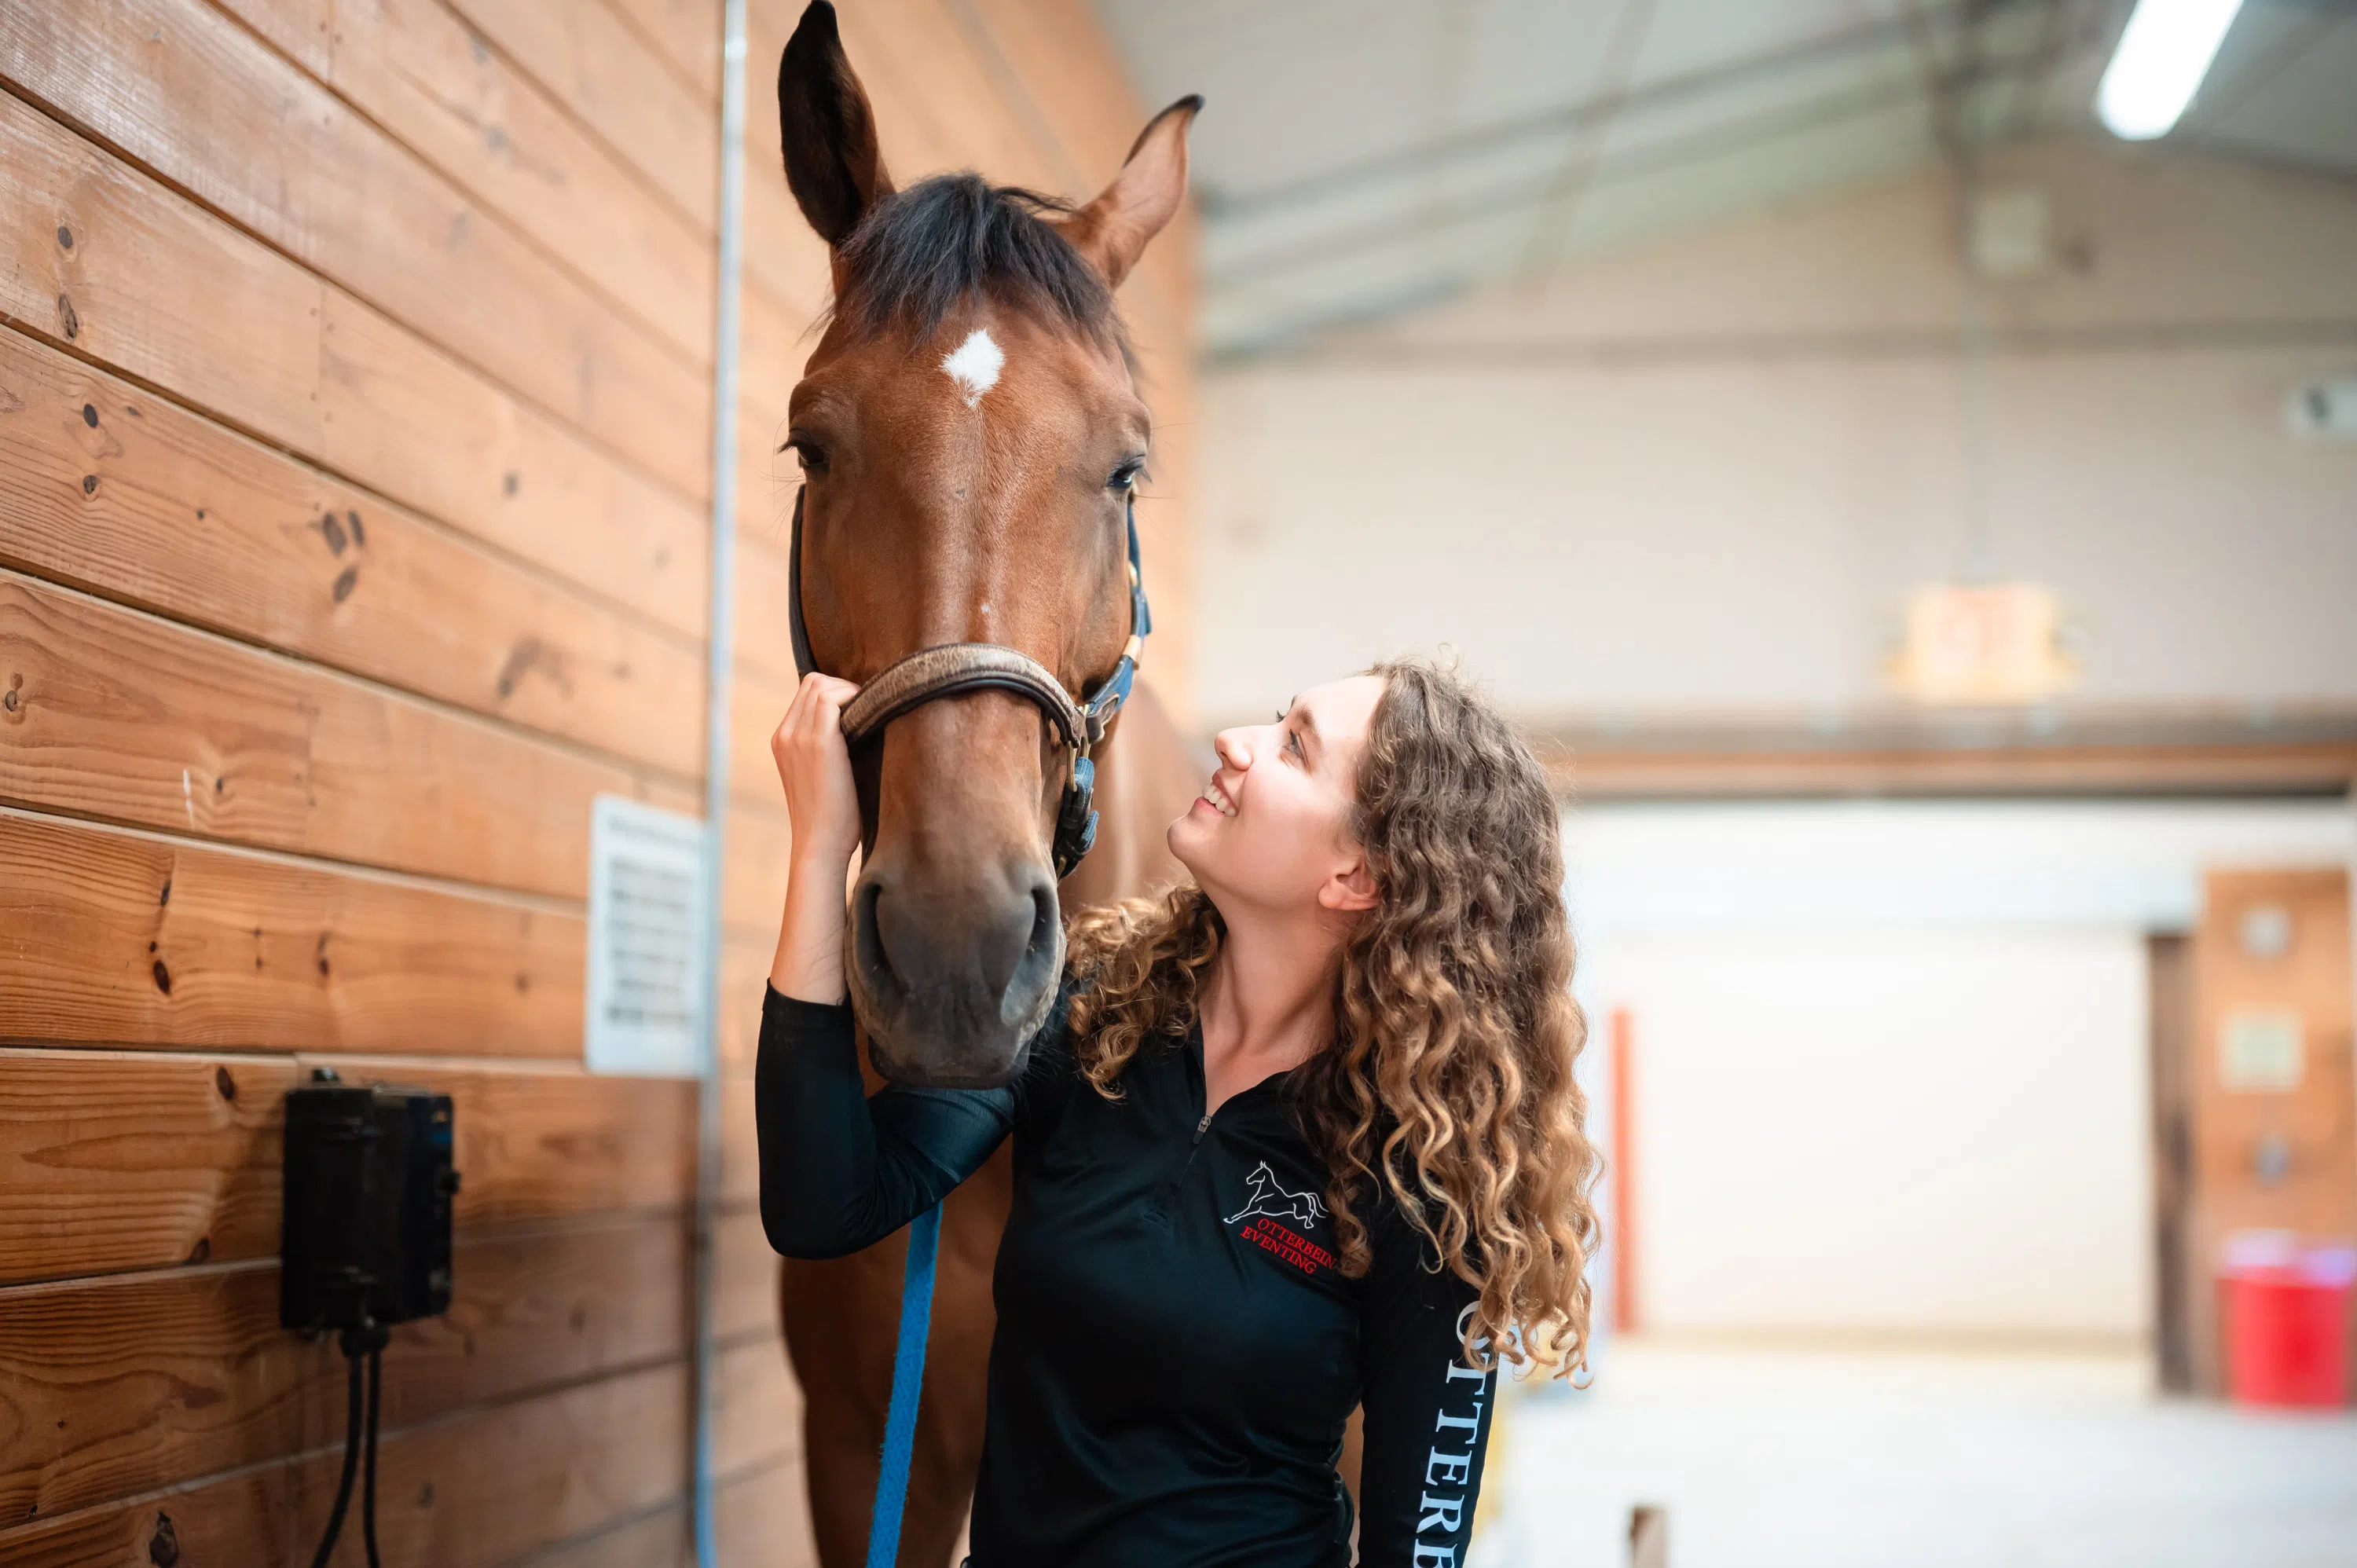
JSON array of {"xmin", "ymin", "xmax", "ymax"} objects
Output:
[{"xmin": 866, "ymin": 1203, "xmax": 942, "ymax": 1568}]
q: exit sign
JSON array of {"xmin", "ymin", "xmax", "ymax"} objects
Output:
[{"xmin": 1886, "ymin": 582, "xmax": 2077, "ymax": 705}]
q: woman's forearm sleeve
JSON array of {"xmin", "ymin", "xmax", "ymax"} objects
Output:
[
  {"xmin": 754, "ymin": 984, "xmax": 1015, "ymax": 1258},
  {"xmin": 1354, "ymin": 1225, "xmax": 1497, "ymax": 1567}
]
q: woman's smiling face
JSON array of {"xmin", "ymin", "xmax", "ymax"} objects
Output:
[{"xmin": 1167, "ymin": 673, "xmax": 1387, "ymax": 919}]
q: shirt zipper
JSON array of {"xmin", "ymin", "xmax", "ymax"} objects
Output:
[
  {"xmin": 1175, "ymin": 1028, "xmax": 1217, "ymax": 1192},
  {"xmin": 1177, "ymin": 1109, "xmax": 1213, "ymax": 1186}
]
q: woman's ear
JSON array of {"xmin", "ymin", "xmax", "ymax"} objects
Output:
[
  {"xmin": 1055, "ymin": 95, "xmax": 1202, "ymax": 288},
  {"xmin": 777, "ymin": 1, "xmax": 893, "ymax": 247},
  {"xmin": 1319, "ymin": 859, "xmax": 1380, "ymax": 915}
]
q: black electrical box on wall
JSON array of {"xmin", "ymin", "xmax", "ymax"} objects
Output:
[{"xmin": 280, "ymin": 1075, "xmax": 459, "ymax": 1334}]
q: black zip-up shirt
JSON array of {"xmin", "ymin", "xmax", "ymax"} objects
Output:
[{"xmin": 757, "ymin": 981, "xmax": 1497, "ymax": 1567}]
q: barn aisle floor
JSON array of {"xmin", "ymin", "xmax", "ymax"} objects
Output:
[{"xmin": 1472, "ymin": 1343, "xmax": 2357, "ymax": 1568}]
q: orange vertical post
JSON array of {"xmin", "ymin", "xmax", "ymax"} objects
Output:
[{"xmin": 1611, "ymin": 1006, "xmax": 1638, "ymax": 1335}]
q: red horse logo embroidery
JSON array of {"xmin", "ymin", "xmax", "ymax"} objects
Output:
[{"xmin": 1224, "ymin": 1161, "xmax": 1327, "ymax": 1229}]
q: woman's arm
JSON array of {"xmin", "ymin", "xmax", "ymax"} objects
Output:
[
  {"xmin": 756, "ymin": 985, "xmax": 1014, "ymax": 1257},
  {"xmin": 756, "ymin": 672, "xmax": 1014, "ymax": 1258},
  {"xmin": 1354, "ymin": 1211, "xmax": 1498, "ymax": 1567},
  {"xmin": 767, "ymin": 672, "xmax": 863, "ymax": 1006}
]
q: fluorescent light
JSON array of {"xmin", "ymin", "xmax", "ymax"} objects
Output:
[{"xmin": 2096, "ymin": 0, "xmax": 2246, "ymax": 140}]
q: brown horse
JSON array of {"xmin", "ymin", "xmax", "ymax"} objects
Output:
[{"xmin": 764, "ymin": 5, "xmax": 1204, "ymax": 1562}]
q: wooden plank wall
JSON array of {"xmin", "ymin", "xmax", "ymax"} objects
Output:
[{"xmin": 0, "ymin": 1, "xmax": 1195, "ymax": 1564}]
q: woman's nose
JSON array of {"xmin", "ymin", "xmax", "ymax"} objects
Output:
[{"xmin": 1213, "ymin": 729, "xmax": 1252, "ymax": 771}]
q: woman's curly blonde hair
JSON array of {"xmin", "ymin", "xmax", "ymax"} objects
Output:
[{"xmin": 1064, "ymin": 658, "xmax": 1600, "ymax": 1377}]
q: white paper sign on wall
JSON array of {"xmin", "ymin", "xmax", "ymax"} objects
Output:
[
  {"xmin": 584, "ymin": 794, "xmax": 709, "ymax": 1078},
  {"xmin": 2220, "ymin": 1009, "xmax": 2304, "ymax": 1093}
]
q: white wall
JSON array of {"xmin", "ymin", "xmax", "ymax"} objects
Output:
[
  {"xmin": 1565, "ymin": 797, "xmax": 2354, "ymax": 1346},
  {"xmin": 1604, "ymin": 931, "xmax": 2153, "ymax": 1343},
  {"xmin": 1566, "ymin": 797, "xmax": 2357, "ymax": 939},
  {"xmin": 1193, "ymin": 139, "xmax": 2357, "ymax": 731}
]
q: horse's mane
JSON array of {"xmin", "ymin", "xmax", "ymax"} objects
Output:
[{"xmin": 833, "ymin": 173, "xmax": 1122, "ymax": 351}]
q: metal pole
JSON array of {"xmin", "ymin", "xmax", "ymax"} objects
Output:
[{"xmin": 695, "ymin": 4, "xmax": 750, "ymax": 1565}]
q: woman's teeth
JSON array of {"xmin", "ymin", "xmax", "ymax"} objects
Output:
[{"xmin": 1205, "ymin": 780, "xmax": 1237, "ymax": 817}]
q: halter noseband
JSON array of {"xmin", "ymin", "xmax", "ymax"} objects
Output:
[{"xmin": 786, "ymin": 486, "xmax": 1152, "ymax": 878}]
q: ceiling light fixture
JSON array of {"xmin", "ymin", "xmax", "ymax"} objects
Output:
[{"xmin": 2096, "ymin": 0, "xmax": 2246, "ymax": 140}]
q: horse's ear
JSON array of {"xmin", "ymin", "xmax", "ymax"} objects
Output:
[
  {"xmin": 778, "ymin": 1, "xmax": 893, "ymax": 247},
  {"xmin": 1057, "ymin": 95, "xmax": 1202, "ymax": 288}
]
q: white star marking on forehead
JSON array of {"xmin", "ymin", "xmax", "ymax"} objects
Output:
[{"xmin": 940, "ymin": 328, "xmax": 1004, "ymax": 408}]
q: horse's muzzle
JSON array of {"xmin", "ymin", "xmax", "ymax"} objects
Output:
[{"xmin": 848, "ymin": 852, "xmax": 1063, "ymax": 1088}]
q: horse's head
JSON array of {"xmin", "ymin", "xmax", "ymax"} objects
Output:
[{"xmin": 775, "ymin": 2, "xmax": 1197, "ymax": 1087}]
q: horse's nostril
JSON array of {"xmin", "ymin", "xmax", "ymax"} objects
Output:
[
  {"xmin": 1027, "ymin": 882, "xmax": 1057, "ymax": 966},
  {"xmin": 853, "ymin": 877, "xmax": 893, "ymax": 991},
  {"xmin": 971, "ymin": 867, "xmax": 1059, "ymax": 1003}
]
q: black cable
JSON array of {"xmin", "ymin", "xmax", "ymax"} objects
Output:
[
  {"xmin": 361, "ymin": 1344, "xmax": 385, "ymax": 1568},
  {"xmin": 306, "ymin": 1349, "xmax": 365, "ymax": 1568},
  {"xmin": 305, "ymin": 1322, "xmax": 392, "ymax": 1568}
]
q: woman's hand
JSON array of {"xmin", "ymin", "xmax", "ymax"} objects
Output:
[
  {"xmin": 772, "ymin": 672, "xmax": 863, "ymax": 874},
  {"xmin": 768, "ymin": 672, "xmax": 862, "ymax": 1005}
]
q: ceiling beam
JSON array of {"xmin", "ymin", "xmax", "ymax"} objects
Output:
[
  {"xmin": 1218, "ymin": 315, "xmax": 2357, "ymax": 368},
  {"xmin": 1200, "ymin": 0, "xmax": 2064, "ymax": 221},
  {"xmin": 1205, "ymin": 55, "xmax": 2066, "ymax": 293},
  {"xmin": 1514, "ymin": 0, "xmax": 1663, "ymax": 271}
]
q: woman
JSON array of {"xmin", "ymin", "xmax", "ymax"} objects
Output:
[{"xmin": 759, "ymin": 658, "xmax": 1599, "ymax": 1566}]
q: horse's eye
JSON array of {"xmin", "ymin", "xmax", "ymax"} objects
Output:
[
  {"xmin": 783, "ymin": 434, "xmax": 828, "ymax": 474},
  {"xmin": 1109, "ymin": 459, "xmax": 1146, "ymax": 494}
]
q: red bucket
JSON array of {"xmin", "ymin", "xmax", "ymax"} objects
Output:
[{"xmin": 2219, "ymin": 1232, "xmax": 2355, "ymax": 1409}]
